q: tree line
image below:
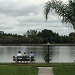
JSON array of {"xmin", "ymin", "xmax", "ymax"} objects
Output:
[{"xmin": 0, "ymin": 29, "xmax": 75, "ymax": 44}]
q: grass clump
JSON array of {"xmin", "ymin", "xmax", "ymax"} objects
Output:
[
  {"xmin": 53, "ymin": 66, "xmax": 75, "ymax": 75},
  {"xmin": 0, "ymin": 65, "xmax": 38, "ymax": 75}
]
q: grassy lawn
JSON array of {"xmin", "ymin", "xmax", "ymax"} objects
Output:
[
  {"xmin": 0, "ymin": 65, "xmax": 38, "ymax": 75},
  {"xmin": 0, "ymin": 63, "xmax": 75, "ymax": 75},
  {"xmin": 53, "ymin": 66, "xmax": 75, "ymax": 75}
]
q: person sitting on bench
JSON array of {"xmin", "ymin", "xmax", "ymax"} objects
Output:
[
  {"xmin": 23, "ymin": 52, "xmax": 28, "ymax": 56},
  {"xmin": 17, "ymin": 51, "xmax": 22, "ymax": 56},
  {"xmin": 17, "ymin": 51, "xmax": 22, "ymax": 63},
  {"xmin": 29, "ymin": 51, "xmax": 34, "ymax": 63},
  {"xmin": 29, "ymin": 51, "xmax": 34, "ymax": 57}
]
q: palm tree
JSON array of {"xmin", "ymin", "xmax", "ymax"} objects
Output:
[{"xmin": 44, "ymin": 0, "xmax": 75, "ymax": 29}]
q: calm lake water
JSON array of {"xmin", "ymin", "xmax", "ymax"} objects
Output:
[{"xmin": 0, "ymin": 46, "xmax": 75, "ymax": 63}]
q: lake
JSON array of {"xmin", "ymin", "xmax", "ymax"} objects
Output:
[{"xmin": 0, "ymin": 45, "xmax": 75, "ymax": 63}]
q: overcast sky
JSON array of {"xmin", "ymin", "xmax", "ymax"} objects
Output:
[{"xmin": 0, "ymin": 0, "xmax": 75, "ymax": 36}]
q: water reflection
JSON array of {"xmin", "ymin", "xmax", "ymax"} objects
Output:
[{"xmin": 0, "ymin": 46, "xmax": 75, "ymax": 63}]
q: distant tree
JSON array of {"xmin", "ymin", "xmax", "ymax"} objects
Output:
[
  {"xmin": 69, "ymin": 32, "xmax": 75, "ymax": 43},
  {"xmin": 69, "ymin": 32, "xmax": 75, "ymax": 37},
  {"xmin": 44, "ymin": 0, "xmax": 75, "ymax": 29},
  {"xmin": 40, "ymin": 29, "xmax": 59, "ymax": 43},
  {"xmin": 26, "ymin": 29, "xmax": 37, "ymax": 37},
  {"xmin": 0, "ymin": 31, "xmax": 4, "ymax": 34}
]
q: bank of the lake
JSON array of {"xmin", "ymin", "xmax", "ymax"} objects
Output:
[
  {"xmin": 1, "ymin": 63, "xmax": 75, "ymax": 67},
  {"xmin": 0, "ymin": 44, "xmax": 75, "ymax": 46}
]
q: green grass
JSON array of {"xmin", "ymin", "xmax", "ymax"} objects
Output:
[
  {"xmin": 53, "ymin": 66, "xmax": 75, "ymax": 75},
  {"xmin": 0, "ymin": 63, "xmax": 75, "ymax": 75},
  {"xmin": 0, "ymin": 65, "xmax": 38, "ymax": 75}
]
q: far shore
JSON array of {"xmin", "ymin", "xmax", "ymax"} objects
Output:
[{"xmin": 0, "ymin": 44, "xmax": 75, "ymax": 46}]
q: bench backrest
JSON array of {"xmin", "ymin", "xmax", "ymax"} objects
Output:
[{"xmin": 13, "ymin": 56, "xmax": 35, "ymax": 61}]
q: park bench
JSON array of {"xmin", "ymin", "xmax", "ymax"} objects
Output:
[{"xmin": 13, "ymin": 56, "xmax": 35, "ymax": 63}]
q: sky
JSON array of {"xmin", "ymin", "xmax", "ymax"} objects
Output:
[{"xmin": 0, "ymin": 0, "xmax": 75, "ymax": 36}]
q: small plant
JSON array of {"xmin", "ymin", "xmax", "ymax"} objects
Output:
[{"xmin": 44, "ymin": 54, "xmax": 51, "ymax": 63}]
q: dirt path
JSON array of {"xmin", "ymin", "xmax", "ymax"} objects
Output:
[{"xmin": 38, "ymin": 67, "xmax": 54, "ymax": 75}]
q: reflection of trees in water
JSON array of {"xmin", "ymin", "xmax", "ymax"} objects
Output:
[
  {"xmin": 25, "ymin": 45, "xmax": 55, "ymax": 62},
  {"xmin": 0, "ymin": 47, "xmax": 4, "ymax": 55},
  {"xmin": 25, "ymin": 46, "xmax": 47, "ymax": 62},
  {"xmin": 69, "ymin": 46, "xmax": 75, "ymax": 60},
  {"xmin": 43, "ymin": 46, "xmax": 58, "ymax": 58},
  {"xmin": 49, "ymin": 46, "xmax": 60, "ymax": 61},
  {"xmin": 5, "ymin": 46, "xmax": 21, "ymax": 55}
]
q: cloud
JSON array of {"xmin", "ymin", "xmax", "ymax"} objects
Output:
[
  {"xmin": 0, "ymin": 0, "xmax": 74, "ymax": 35},
  {"xmin": 0, "ymin": 0, "xmax": 42, "ymax": 17}
]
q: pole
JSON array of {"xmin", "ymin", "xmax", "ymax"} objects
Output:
[{"xmin": 48, "ymin": 43, "xmax": 49, "ymax": 63}]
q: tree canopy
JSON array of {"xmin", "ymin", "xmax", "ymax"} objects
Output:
[
  {"xmin": 44, "ymin": 0, "xmax": 75, "ymax": 29},
  {"xmin": 0, "ymin": 30, "xmax": 75, "ymax": 44}
]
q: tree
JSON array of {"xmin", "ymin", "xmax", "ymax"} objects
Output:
[
  {"xmin": 26, "ymin": 29, "xmax": 37, "ymax": 38},
  {"xmin": 69, "ymin": 32, "xmax": 75, "ymax": 37},
  {"xmin": 44, "ymin": 0, "xmax": 75, "ymax": 29}
]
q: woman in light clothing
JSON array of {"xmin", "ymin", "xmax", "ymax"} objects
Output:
[
  {"xmin": 17, "ymin": 51, "xmax": 22, "ymax": 56},
  {"xmin": 29, "ymin": 51, "xmax": 34, "ymax": 57},
  {"xmin": 23, "ymin": 52, "xmax": 28, "ymax": 56},
  {"xmin": 29, "ymin": 51, "xmax": 35, "ymax": 63}
]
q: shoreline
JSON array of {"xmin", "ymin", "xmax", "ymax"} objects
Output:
[{"xmin": 0, "ymin": 44, "xmax": 75, "ymax": 46}]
